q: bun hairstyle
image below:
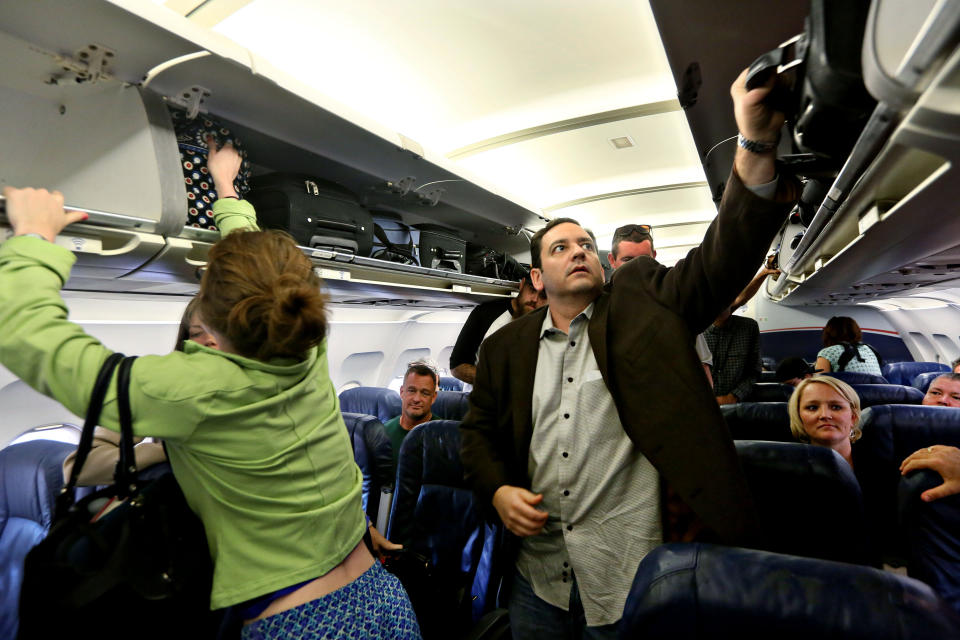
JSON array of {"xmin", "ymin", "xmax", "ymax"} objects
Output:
[{"xmin": 199, "ymin": 230, "xmax": 328, "ymax": 360}]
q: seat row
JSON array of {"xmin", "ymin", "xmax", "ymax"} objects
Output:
[
  {"xmin": 758, "ymin": 360, "xmax": 951, "ymax": 387},
  {"xmin": 4, "ymin": 404, "xmax": 960, "ymax": 636}
]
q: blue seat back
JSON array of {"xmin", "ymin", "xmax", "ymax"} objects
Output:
[
  {"xmin": 735, "ymin": 441, "xmax": 873, "ymax": 565},
  {"xmin": 338, "ymin": 387, "xmax": 401, "ymax": 423},
  {"xmin": 438, "ymin": 376, "xmax": 464, "ymax": 392},
  {"xmin": 851, "ymin": 383, "xmax": 924, "ymax": 408},
  {"xmin": 854, "ymin": 405, "xmax": 960, "ymax": 563},
  {"xmin": 822, "ymin": 370, "xmax": 888, "ymax": 385},
  {"xmin": 341, "ymin": 412, "xmax": 393, "ymax": 523},
  {"xmin": 913, "ymin": 371, "xmax": 946, "ymax": 394},
  {"xmin": 0, "ymin": 440, "xmax": 74, "ymax": 639},
  {"xmin": 758, "ymin": 371, "xmax": 779, "ymax": 383},
  {"xmin": 620, "ymin": 543, "xmax": 960, "ymax": 639},
  {"xmin": 883, "ymin": 361, "xmax": 950, "ymax": 386},
  {"xmin": 721, "ymin": 402, "xmax": 792, "ymax": 442},
  {"xmin": 743, "ymin": 383, "xmax": 793, "ymax": 402},
  {"xmin": 899, "ymin": 469, "xmax": 960, "ymax": 616},
  {"xmin": 387, "ymin": 420, "xmax": 499, "ymax": 626},
  {"xmin": 431, "ymin": 390, "xmax": 471, "ymax": 421}
]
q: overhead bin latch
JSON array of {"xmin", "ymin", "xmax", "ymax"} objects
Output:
[
  {"xmin": 52, "ymin": 44, "xmax": 116, "ymax": 85},
  {"xmin": 167, "ymin": 85, "xmax": 212, "ymax": 119}
]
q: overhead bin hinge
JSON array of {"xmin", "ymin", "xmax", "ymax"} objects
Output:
[
  {"xmin": 51, "ymin": 44, "xmax": 116, "ymax": 85},
  {"xmin": 417, "ymin": 188, "xmax": 444, "ymax": 206},
  {"xmin": 167, "ymin": 85, "xmax": 212, "ymax": 119},
  {"xmin": 385, "ymin": 177, "xmax": 416, "ymax": 196}
]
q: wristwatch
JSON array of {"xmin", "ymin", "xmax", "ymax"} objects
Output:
[{"xmin": 737, "ymin": 132, "xmax": 779, "ymax": 154}]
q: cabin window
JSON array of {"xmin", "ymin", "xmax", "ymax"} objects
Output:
[
  {"xmin": 932, "ymin": 334, "xmax": 958, "ymax": 362},
  {"xmin": 908, "ymin": 332, "xmax": 936, "ymax": 362}
]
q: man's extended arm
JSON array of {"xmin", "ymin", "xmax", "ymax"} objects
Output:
[{"xmin": 451, "ymin": 363, "xmax": 476, "ymax": 385}]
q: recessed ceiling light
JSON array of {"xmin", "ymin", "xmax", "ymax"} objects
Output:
[{"xmin": 608, "ymin": 135, "xmax": 635, "ymax": 150}]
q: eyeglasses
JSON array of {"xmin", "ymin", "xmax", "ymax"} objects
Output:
[{"xmin": 613, "ymin": 224, "xmax": 653, "ymax": 237}]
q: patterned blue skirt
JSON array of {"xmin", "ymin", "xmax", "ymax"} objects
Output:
[{"xmin": 241, "ymin": 562, "xmax": 422, "ymax": 640}]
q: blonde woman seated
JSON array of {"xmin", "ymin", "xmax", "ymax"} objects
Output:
[{"xmin": 788, "ymin": 376, "xmax": 862, "ymax": 468}]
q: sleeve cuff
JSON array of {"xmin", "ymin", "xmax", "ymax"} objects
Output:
[{"xmin": 745, "ymin": 176, "xmax": 779, "ymax": 200}]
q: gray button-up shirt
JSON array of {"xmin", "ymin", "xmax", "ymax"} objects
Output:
[{"xmin": 516, "ymin": 303, "xmax": 662, "ymax": 626}]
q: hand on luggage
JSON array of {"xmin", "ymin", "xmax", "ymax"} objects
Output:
[
  {"xmin": 4, "ymin": 186, "xmax": 87, "ymax": 242},
  {"xmin": 206, "ymin": 135, "xmax": 242, "ymax": 199},
  {"xmin": 492, "ymin": 485, "xmax": 548, "ymax": 537}
]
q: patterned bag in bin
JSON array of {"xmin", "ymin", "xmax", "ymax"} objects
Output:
[{"xmin": 169, "ymin": 108, "xmax": 252, "ymax": 230}]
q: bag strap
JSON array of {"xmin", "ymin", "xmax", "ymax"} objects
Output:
[
  {"xmin": 58, "ymin": 352, "xmax": 126, "ymax": 514},
  {"xmin": 373, "ymin": 223, "xmax": 418, "ymax": 265},
  {"xmin": 837, "ymin": 342, "xmax": 864, "ymax": 372},
  {"xmin": 113, "ymin": 355, "xmax": 139, "ymax": 499}
]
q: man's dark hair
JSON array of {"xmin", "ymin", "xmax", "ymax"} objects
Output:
[
  {"xmin": 952, "ymin": 357, "xmax": 960, "ymax": 371},
  {"xmin": 403, "ymin": 362, "xmax": 438, "ymax": 388},
  {"xmin": 611, "ymin": 228, "xmax": 654, "ymax": 258},
  {"xmin": 530, "ymin": 217, "xmax": 598, "ymax": 270}
]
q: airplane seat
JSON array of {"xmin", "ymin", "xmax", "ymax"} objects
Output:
[
  {"xmin": 438, "ymin": 376, "xmax": 464, "ymax": 391},
  {"xmin": 0, "ymin": 440, "xmax": 75, "ymax": 639},
  {"xmin": 899, "ymin": 469, "xmax": 960, "ymax": 616},
  {"xmin": 854, "ymin": 405, "xmax": 960, "ymax": 564},
  {"xmin": 742, "ymin": 382, "xmax": 793, "ymax": 402},
  {"xmin": 341, "ymin": 412, "xmax": 393, "ymax": 524},
  {"xmin": 761, "ymin": 356, "xmax": 777, "ymax": 371},
  {"xmin": 851, "ymin": 383, "xmax": 924, "ymax": 408},
  {"xmin": 431, "ymin": 390, "xmax": 471, "ymax": 421},
  {"xmin": 822, "ymin": 370, "xmax": 889, "ymax": 385},
  {"xmin": 619, "ymin": 543, "xmax": 960, "ymax": 639},
  {"xmin": 735, "ymin": 440, "xmax": 874, "ymax": 565},
  {"xmin": 387, "ymin": 420, "xmax": 503, "ymax": 638},
  {"xmin": 721, "ymin": 402, "xmax": 793, "ymax": 442},
  {"xmin": 883, "ymin": 361, "xmax": 950, "ymax": 386},
  {"xmin": 337, "ymin": 386, "xmax": 401, "ymax": 423},
  {"xmin": 758, "ymin": 371, "xmax": 779, "ymax": 383},
  {"xmin": 913, "ymin": 371, "xmax": 946, "ymax": 394}
]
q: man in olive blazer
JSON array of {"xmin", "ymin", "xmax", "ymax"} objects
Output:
[{"xmin": 459, "ymin": 69, "xmax": 799, "ymax": 635}]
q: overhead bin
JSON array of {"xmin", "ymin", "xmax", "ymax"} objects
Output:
[{"xmin": 0, "ymin": 0, "xmax": 535, "ymax": 303}]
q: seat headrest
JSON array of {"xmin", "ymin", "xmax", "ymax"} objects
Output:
[
  {"xmin": 431, "ymin": 391, "xmax": 471, "ymax": 421},
  {"xmin": 882, "ymin": 361, "xmax": 950, "ymax": 386},
  {"xmin": 338, "ymin": 387, "xmax": 401, "ymax": 423},
  {"xmin": 823, "ymin": 371, "xmax": 888, "ymax": 385},
  {"xmin": 735, "ymin": 441, "xmax": 871, "ymax": 564},
  {"xmin": 621, "ymin": 543, "xmax": 960, "ymax": 638},
  {"xmin": 0, "ymin": 441, "xmax": 74, "ymax": 526},
  {"xmin": 722, "ymin": 402, "xmax": 792, "ymax": 442},
  {"xmin": 913, "ymin": 371, "xmax": 947, "ymax": 394},
  {"xmin": 438, "ymin": 376, "xmax": 464, "ymax": 392},
  {"xmin": 851, "ymin": 384, "xmax": 924, "ymax": 407},
  {"xmin": 857, "ymin": 405, "xmax": 960, "ymax": 459},
  {"xmin": 743, "ymin": 383, "xmax": 793, "ymax": 403}
]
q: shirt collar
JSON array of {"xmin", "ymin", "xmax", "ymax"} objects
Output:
[{"xmin": 539, "ymin": 302, "xmax": 595, "ymax": 339}]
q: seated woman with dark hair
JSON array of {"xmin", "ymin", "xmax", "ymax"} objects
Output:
[
  {"xmin": 0, "ymin": 140, "xmax": 419, "ymax": 638},
  {"xmin": 814, "ymin": 316, "xmax": 883, "ymax": 376},
  {"xmin": 788, "ymin": 376, "xmax": 862, "ymax": 468},
  {"xmin": 61, "ymin": 296, "xmax": 215, "ymax": 485}
]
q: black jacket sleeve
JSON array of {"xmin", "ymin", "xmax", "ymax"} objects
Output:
[{"xmin": 449, "ymin": 299, "xmax": 511, "ymax": 369}]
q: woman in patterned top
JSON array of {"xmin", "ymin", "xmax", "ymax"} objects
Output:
[{"xmin": 814, "ymin": 316, "xmax": 883, "ymax": 376}]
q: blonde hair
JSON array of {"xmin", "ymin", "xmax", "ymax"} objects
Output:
[
  {"xmin": 198, "ymin": 230, "xmax": 328, "ymax": 360},
  {"xmin": 788, "ymin": 376, "xmax": 862, "ymax": 443}
]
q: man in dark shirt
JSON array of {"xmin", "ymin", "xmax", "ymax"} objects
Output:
[
  {"xmin": 450, "ymin": 274, "xmax": 541, "ymax": 384},
  {"xmin": 383, "ymin": 362, "xmax": 439, "ymax": 473},
  {"xmin": 705, "ymin": 306, "xmax": 761, "ymax": 404}
]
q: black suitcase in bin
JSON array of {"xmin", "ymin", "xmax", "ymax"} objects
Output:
[
  {"xmin": 246, "ymin": 174, "xmax": 374, "ymax": 256},
  {"xmin": 415, "ymin": 224, "xmax": 466, "ymax": 273}
]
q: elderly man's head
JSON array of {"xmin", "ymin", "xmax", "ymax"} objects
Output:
[{"xmin": 923, "ymin": 373, "xmax": 960, "ymax": 408}]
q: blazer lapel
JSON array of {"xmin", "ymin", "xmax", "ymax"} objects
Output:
[
  {"xmin": 588, "ymin": 293, "xmax": 611, "ymax": 387},
  {"xmin": 510, "ymin": 308, "xmax": 544, "ymax": 467}
]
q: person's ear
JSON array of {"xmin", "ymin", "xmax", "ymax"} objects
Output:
[{"xmin": 530, "ymin": 268, "xmax": 545, "ymax": 292}]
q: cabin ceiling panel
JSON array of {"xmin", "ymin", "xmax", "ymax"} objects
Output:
[
  {"xmin": 453, "ymin": 111, "xmax": 706, "ymax": 211},
  {"xmin": 213, "ymin": 0, "xmax": 676, "ymax": 154},
  {"xmin": 555, "ymin": 185, "xmax": 716, "ymax": 236}
]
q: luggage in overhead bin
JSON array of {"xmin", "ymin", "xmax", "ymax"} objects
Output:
[
  {"xmin": 465, "ymin": 243, "xmax": 527, "ymax": 281},
  {"xmin": 370, "ymin": 210, "xmax": 419, "ymax": 266},
  {"xmin": 169, "ymin": 108, "xmax": 253, "ymax": 231},
  {"xmin": 415, "ymin": 224, "xmax": 466, "ymax": 273},
  {"xmin": 246, "ymin": 174, "xmax": 374, "ymax": 256}
]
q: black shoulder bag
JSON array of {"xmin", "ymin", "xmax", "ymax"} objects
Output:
[{"xmin": 18, "ymin": 355, "xmax": 218, "ymax": 639}]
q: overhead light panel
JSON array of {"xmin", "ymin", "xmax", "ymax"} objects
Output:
[{"xmin": 608, "ymin": 135, "xmax": 635, "ymax": 150}]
